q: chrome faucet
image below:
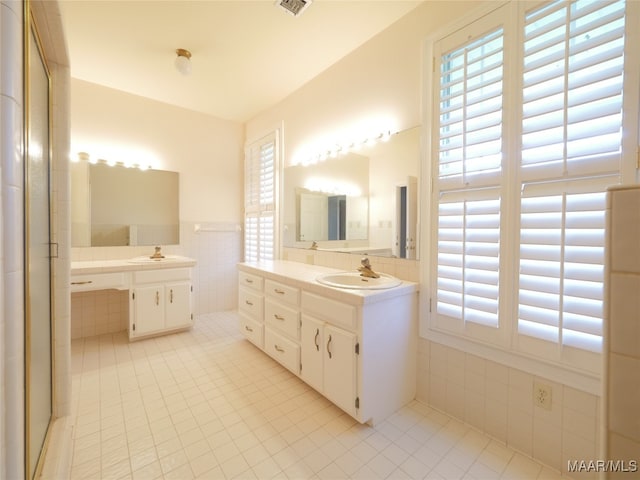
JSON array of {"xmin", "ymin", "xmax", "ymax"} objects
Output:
[
  {"xmin": 310, "ymin": 241, "xmax": 318, "ymax": 250},
  {"xmin": 358, "ymin": 257, "xmax": 380, "ymax": 278}
]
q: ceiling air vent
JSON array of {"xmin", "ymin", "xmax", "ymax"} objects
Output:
[{"xmin": 275, "ymin": 0, "xmax": 312, "ymax": 17}]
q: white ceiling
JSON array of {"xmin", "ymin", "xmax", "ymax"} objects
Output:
[{"xmin": 58, "ymin": 0, "xmax": 424, "ymax": 123}]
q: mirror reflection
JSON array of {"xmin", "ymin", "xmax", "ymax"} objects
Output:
[
  {"xmin": 71, "ymin": 162, "xmax": 179, "ymax": 247},
  {"xmin": 283, "ymin": 126, "xmax": 420, "ymax": 259}
]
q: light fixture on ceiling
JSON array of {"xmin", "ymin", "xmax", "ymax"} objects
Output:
[
  {"xmin": 174, "ymin": 48, "xmax": 192, "ymax": 75},
  {"xmin": 275, "ymin": 0, "xmax": 312, "ymax": 17}
]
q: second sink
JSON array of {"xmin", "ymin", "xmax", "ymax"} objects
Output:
[{"xmin": 316, "ymin": 271, "xmax": 402, "ymax": 290}]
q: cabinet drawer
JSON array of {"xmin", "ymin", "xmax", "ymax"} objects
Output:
[
  {"xmin": 239, "ymin": 271, "xmax": 263, "ymax": 291},
  {"xmin": 301, "ymin": 292, "xmax": 356, "ymax": 330},
  {"xmin": 70, "ymin": 272, "xmax": 127, "ymax": 292},
  {"xmin": 265, "ymin": 298, "xmax": 299, "ymax": 340},
  {"xmin": 265, "ymin": 279, "xmax": 299, "ymax": 306},
  {"xmin": 265, "ymin": 327, "xmax": 300, "ymax": 374},
  {"xmin": 133, "ymin": 268, "xmax": 191, "ymax": 284},
  {"xmin": 239, "ymin": 313, "xmax": 264, "ymax": 348},
  {"xmin": 238, "ymin": 288, "xmax": 263, "ymax": 320}
]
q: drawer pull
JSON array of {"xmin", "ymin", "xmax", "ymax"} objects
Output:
[
  {"xmin": 314, "ymin": 328, "xmax": 320, "ymax": 351},
  {"xmin": 156, "ymin": 291, "xmax": 160, "ymax": 306},
  {"xmin": 274, "ymin": 288, "xmax": 285, "ymax": 295},
  {"xmin": 274, "ymin": 314, "xmax": 285, "ymax": 321},
  {"xmin": 71, "ymin": 280, "xmax": 93, "ymax": 285},
  {"xmin": 275, "ymin": 345, "xmax": 285, "ymax": 353},
  {"xmin": 245, "ymin": 300, "xmax": 254, "ymax": 306},
  {"xmin": 245, "ymin": 278, "xmax": 254, "ymax": 284},
  {"xmin": 245, "ymin": 325, "xmax": 254, "ymax": 333},
  {"xmin": 170, "ymin": 289, "xmax": 174, "ymax": 303},
  {"xmin": 327, "ymin": 334, "xmax": 333, "ymax": 359}
]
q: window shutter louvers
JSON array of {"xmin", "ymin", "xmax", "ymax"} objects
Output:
[
  {"xmin": 244, "ymin": 133, "xmax": 277, "ymax": 262},
  {"xmin": 431, "ymin": 0, "xmax": 630, "ymax": 371}
]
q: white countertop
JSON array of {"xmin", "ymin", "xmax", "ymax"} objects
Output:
[
  {"xmin": 238, "ymin": 260, "xmax": 418, "ymax": 306},
  {"xmin": 71, "ymin": 256, "xmax": 197, "ymax": 275}
]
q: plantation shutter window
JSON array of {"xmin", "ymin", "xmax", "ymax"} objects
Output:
[
  {"xmin": 244, "ymin": 132, "xmax": 278, "ymax": 262},
  {"xmin": 433, "ymin": 7, "xmax": 507, "ymax": 344},
  {"xmin": 516, "ymin": 0, "xmax": 625, "ymax": 367},
  {"xmin": 429, "ymin": 0, "xmax": 633, "ymax": 373},
  {"xmin": 520, "ymin": 0, "xmax": 625, "ymax": 181}
]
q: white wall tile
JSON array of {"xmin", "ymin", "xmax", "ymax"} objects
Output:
[
  {"xmin": 608, "ymin": 353, "xmax": 640, "ymax": 443},
  {"xmin": 532, "ymin": 418, "xmax": 562, "ymax": 471},
  {"xmin": 416, "ymin": 339, "xmax": 601, "ymax": 475},
  {"xmin": 610, "ymin": 188, "xmax": 640, "ymax": 273},
  {"xmin": 609, "ymin": 273, "xmax": 640, "ymax": 357}
]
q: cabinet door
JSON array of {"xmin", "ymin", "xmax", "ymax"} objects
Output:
[
  {"xmin": 300, "ymin": 315, "xmax": 324, "ymax": 392},
  {"xmin": 323, "ymin": 325, "xmax": 357, "ymax": 417},
  {"xmin": 165, "ymin": 282, "xmax": 192, "ymax": 330},
  {"xmin": 133, "ymin": 285, "xmax": 165, "ymax": 336}
]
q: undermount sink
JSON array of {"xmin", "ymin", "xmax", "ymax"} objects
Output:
[
  {"xmin": 127, "ymin": 255, "xmax": 184, "ymax": 264},
  {"xmin": 316, "ymin": 271, "xmax": 402, "ymax": 290}
]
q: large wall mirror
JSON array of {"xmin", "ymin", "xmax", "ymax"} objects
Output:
[
  {"xmin": 283, "ymin": 126, "xmax": 420, "ymax": 259},
  {"xmin": 71, "ymin": 162, "xmax": 179, "ymax": 247}
]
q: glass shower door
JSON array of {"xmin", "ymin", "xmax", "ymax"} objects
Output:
[{"xmin": 25, "ymin": 20, "xmax": 53, "ymax": 479}]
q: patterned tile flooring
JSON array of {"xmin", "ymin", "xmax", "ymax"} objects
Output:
[{"xmin": 69, "ymin": 311, "xmax": 570, "ymax": 479}]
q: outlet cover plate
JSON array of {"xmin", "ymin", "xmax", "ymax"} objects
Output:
[{"xmin": 534, "ymin": 381, "xmax": 552, "ymax": 410}]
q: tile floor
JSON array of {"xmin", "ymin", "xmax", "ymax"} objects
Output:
[{"xmin": 69, "ymin": 311, "xmax": 571, "ymax": 480}]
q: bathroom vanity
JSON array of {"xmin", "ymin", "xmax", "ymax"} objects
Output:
[
  {"xmin": 70, "ymin": 256, "xmax": 196, "ymax": 340},
  {"xmin": 238, "ymin": 260, "xmax": 418, "ymax": 425}
]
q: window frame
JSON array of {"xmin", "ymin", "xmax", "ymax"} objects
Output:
[
  {"xmin": 244, "ymin": 129, "xmax": 282, "ymax": 262},
  {"xmin": 420, "ymin": 0, "xmax": 640, "ymax": 390}
]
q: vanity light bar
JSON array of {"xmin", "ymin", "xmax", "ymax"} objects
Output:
[
  {"xmin": 296, "ymin": 129, "xmax": 393, "ymax": 167},
  {"xmin": 74, "ymin": 152, "xmax": 152, "ymax": 170}
]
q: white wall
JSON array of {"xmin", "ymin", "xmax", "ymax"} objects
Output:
[
  {"xmin": 70, "ymin": 79, "xmax": 245, "ymax": 315},
  {"xmin": 70, "ymin": 78, "xmax": 243, "ymax": 224},
  {"xmin": 246, "ymin": 1, "xmax": 487, "ymax": 165}
]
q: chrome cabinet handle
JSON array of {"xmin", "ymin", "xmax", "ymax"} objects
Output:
[
  {"xmin": 245, "ymin": 300, "xmax": 253, "ymax": 306},
  {"xmin": 245, "ymin": 325, "xmax": 254, "ymax": 333},
  {"xmin": 275, "ymin": 345, "xmax": 285, "ymax": 353},
  {"xmin": 327, "ymin": 334, "xmax": 332, "ymax": 359},
  {"xmin": 71, "ymin": 280, "xmax": 93, "ymax": 285},
  {"xmin": 170, "ymin": 289, "xmax": 174, "ymax": 303},
  {"xmin": 274, "ymin": 314, "xmax": 285, "ymax": 321},
  {"xmin": 155, "ymin": 291, "xmax": 160, "ymax": 305},
  {"xmin": 245, "ymin": 278, "xmax": 254, "ymax": 284},
  {"xmin": 314, "ymin": 328, "xmax": 320, "ymax": 351},
  {"xmin": 274, "ymin": 288, "xmax": 285, "ymax": 295}
]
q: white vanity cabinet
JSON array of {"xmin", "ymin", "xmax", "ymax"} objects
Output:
[
  {"xmin": 301, "ymin": 312, "xmax": 358, "ymax": 417},
  {"xmin": 263, "ymin": 279, "xmax": 301, "ymax": 374},
  {"xmin": 238, "ymin": 270, "xmax": 265, "ymax": 347},
  {"xmin": 130, "ymin": 268, "xmax": 193, "ymax": 339},
  {"xmin": 238, "ymin": 261, "xmax": 417, "ymax": 425}
]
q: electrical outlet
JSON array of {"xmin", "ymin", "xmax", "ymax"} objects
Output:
[{"xmin": 534, "ymin": 382, "xmax": 552, "ymax": 410}]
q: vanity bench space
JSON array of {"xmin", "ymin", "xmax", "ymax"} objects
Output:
[
  {"xmin": 238, "ymin": 260, "xmax": 418, "ymax": 425},
  {"xmin": 71, "ymin": 257, "xmax": 196, "ymax": 340}
]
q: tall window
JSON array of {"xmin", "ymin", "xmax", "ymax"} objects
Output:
[
  {"xmin": 244, "ymin": 131, "xmax": 279, "ymax": 262},
  {"xmin": 430, "ymin": 0, "xmax": 633, "ymax": 373}
]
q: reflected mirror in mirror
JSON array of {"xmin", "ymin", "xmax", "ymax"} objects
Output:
[
  {"xmin": 71, "ymin": 162, "xmax": 179, "ymax": 247},
  {"xmin": 283, "ymin": 126, "xmax": 420, "ymax": 259},
  {"xmin": 291, "ymin": 152, "xmax": 369, "ymax": 244}
]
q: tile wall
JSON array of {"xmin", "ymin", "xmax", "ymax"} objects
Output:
[
  {"xmin": 0, "ymin": 1, "xmax": 25, "ymax": 476},
  {"xmin": 605, "ymin": 186, "xmax": 640, "ymax": 477},
  {"xmin": 415, "ymin": 339, "xmax": 600, "ymax": 478}
]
